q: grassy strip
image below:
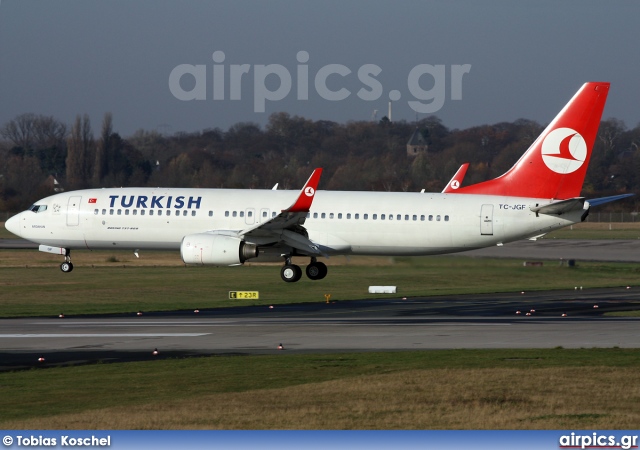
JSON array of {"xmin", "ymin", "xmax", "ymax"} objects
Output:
[
  {"xmin": 0, "ymin": 253, "xmax": 639, "ymax": 317},
  {"xmin": 544, "ymin": 222, "xmax": 640, "ymax": 239},
  {"xmin": 1, "ymin": 349, "xmax": 640, "ymax": 429}
]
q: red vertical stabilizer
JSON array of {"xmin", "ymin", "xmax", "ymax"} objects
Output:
[{"xmin": 451, "ymin": 82, "xmax": 609, "ymax": 199}]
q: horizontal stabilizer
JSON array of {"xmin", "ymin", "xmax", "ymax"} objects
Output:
[
  {"xmin": 530, "ymin": 198, "xmax": 586, "ymax": 215},
  {"xmin": 587, "ymin": 193, "xmax": 634, "ymax": 207}
]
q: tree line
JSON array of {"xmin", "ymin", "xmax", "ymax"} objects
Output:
[{"xmin": 0, "ymin": 111, "xmax": 638, "ymax": 212}]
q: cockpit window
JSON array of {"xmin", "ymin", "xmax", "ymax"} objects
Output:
[{"xmin": 28, "ymin": 204, "xmax": 48, "ymax": 213}]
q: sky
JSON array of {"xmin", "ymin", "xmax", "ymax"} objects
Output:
[{"xmin": 1, "ymin": 0, "xmax": 638, "ymax": 137}]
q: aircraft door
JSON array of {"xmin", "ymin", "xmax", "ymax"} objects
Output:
[
  {"xmin": 245, "ymin": 208, "xmax": 255, "ymax": 225},
  {"xmin": 67, "ymin": 196, "xmax": 82, "ymax": 226},
  {"xmin": 480, "ymin": 204, "xmax": 494, "ymax": 235}
]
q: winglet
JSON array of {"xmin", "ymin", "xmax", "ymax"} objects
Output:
[
  {"xmin": 442, "ymin": 163, "xmax": 469, "ymax": 193},
  {"xmin": 284, "ymin": 168, "xmax": 323, "ymax": 213}
]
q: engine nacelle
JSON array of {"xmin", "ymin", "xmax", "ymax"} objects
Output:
[{"xmin": 180, "ymin": 233, "xmax": 258, "ymax": 266}]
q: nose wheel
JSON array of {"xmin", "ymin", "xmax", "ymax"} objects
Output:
[{"xmin": 60, "ymin": 251, "xmax": 73, "ymax": 273}]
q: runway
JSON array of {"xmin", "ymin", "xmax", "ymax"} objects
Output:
[{"xmin": 2, "ymin": 286, "xmax": 640, "ymax": 371}]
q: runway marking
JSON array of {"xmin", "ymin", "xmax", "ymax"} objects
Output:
[{"xmin": 0, "ymin": 333, "xmax": 210, "ymax": 338}]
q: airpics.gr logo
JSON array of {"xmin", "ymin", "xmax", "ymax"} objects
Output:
[{"xmin": 541, "ymin": 127, "xmax": 587, "ymax": 174}]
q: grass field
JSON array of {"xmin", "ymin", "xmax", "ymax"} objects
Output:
[
  {"xmin": 1, "ymin": 225, "xmax": 640, "ymax": 429},
  {"xmin": 0, "ymin": 250, "xmax": 639, "ymax": 317},
  {"xmin": 1, "ymin": 349, "xmax": 640, "ymax": 429},
  {"xmin": 544, "ymin": 222, "xmax": 640, "ymax": 239}
]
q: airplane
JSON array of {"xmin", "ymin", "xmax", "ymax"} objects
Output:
[{"xmin": 4, "ymin": 82, "xmax": 633, "ymax": 282}]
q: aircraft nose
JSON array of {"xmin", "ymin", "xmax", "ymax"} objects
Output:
[{"xmin": 5, "ymin": 213, "xmax": 22, "ymax": 237}]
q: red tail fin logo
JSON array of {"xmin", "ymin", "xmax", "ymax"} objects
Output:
[
  {"xmin": 541, "ymin": 128, "xmax": 587, "ymax": 174},
  {"xmin": 447, "ymin": 82, "xmax": 609, "ymax": 199}
]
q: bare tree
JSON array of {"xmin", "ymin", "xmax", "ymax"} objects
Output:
[
  {"xmin": 66, "ymin": 114, "xmax": 94, "ymax": 189},
  {"xmin": 0, "ymin": 113, "xmax": 67, "ymax": 150},
  {"xmin": 93, "ymin": 112, "xmax": 112, "ymax": 186},
  {"xmin": 0, "ymin": 113, "xmax": 36, "ymax": 149}
]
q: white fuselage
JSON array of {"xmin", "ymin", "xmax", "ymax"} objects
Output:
[{"xmin": 6, "ymin": 188, "xmax": 580, "ymax": 256}]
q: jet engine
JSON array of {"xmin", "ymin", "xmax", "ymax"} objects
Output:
[{"xmin": 180, "ymin": 233, "xmax": 258, "ymax": 266}]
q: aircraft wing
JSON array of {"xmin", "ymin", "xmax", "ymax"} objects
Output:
[{"xmin": 237, "ymin": 168, "xmax": 325, "ymax": 256}]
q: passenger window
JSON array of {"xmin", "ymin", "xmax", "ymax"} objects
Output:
[
  {"xmin": 175, "ymin": 211, "xmax": 180, "ymax": 216},
  {"xmin": 338, "ymin": 213, "xmax": 342, "ymax": 219},
  {"xmin": 445, "ymin": 215, "xmax": 449, "ymax": 221},
  {"xmin": 397, "ymin": 214, "xmax": 401, "ymax": 220},
  {"xmin": 420, "ymin": 215, "xmax": 425, "ymax": 221},
  {"xmin": 313, "ymin": 212, "xmax": 318, "ymax": 219},
  {"xmin": 262, "ymin": 211, "xmax": 267, "ymax": 218},
  {"xmin": 381, "ymin": 214, "xmax": 385, "ymax": 220},
  {"xmin": 117, "ymin": 209, "xmax": 122, "ymax": 215},
  {"xmin": 429, "ymin": 215, "xmax": 433, "ymax": 221},
  {"xmin": 413, "ymin": 215, "xmax": 417, "ymax": 221},
  {"xmin": 347, "ymin": 213, "xmax": 351, "ymax": 219},
  {"xmin": 209, "ymin": 211, "xmax": 213, "ymax": 217},
  {"xmin": 404, "ymin": 215, "xmax": 409, "ymax": 221},
  {"xmin": 321, "ymin": 213, "xmax": 326, "ymax": 219},
  {"xmin": 248, "ymin": 211, "xmax": 252, "ymax": 217},
  {"xmin": 436, "ymin": 215, "xmax": 441, "ymax": 221},
  {"xmin": 125, "ymin": 210, "xmax": 129, "ymax": 215},
  {"xmin": 149, "ymin": 210, "xmax": 154, "ymax": 216},
  {"xmin": 240, "ymin": 211, "xmax": 244, "ymax": 218},
  {"xmin": 133, "ymin": 210, "xmax": 137, "ymax": 216},
  {"xmin": 364, "ymin": 214, "xmax": 368, "ymax": 220},
  {"xmin": 110, "ymin": 209, "xmax": 114, "ymax": 215},
  {"xmin": 158, "ymin": 210, "xmax": 163, "ymax": 216},
  {"xmin": 225, "ymin": 211, "xmax": 229, "ymax": 217},
  {"xmin": 182, "ymin": 210, "xmax": 187, "ymax": 216},
  {"xmin": 272, "ymin": 212, "xmax": 276, "ymax": 217},
  {"xmin": 191, "ymin": 211, "xmax": 196, "ymax": 216},
  {"xmin": 141, "ymin": 210, "xmax": 145, "ymax": 216},
  {"xmin": 389, "ymin": 214, "xmax": 393, "ymax": 221},
  {"xmin": 329, "ymin": 213, "xmax": 334, "ymax": 219},
  {"xmin": 94, "ymin": 209, "xmax": 98, "ymax": 215},
  {"xmin": 232, "ymin": 211, "xmax": 237, "ymax": 217},
  {"xmin": 373, "ymin": 214, "xmax": 377, "ymax": 220},
  {"xmin": 102, "ymin": 209, "xmax": 106, "ymax": 215}
]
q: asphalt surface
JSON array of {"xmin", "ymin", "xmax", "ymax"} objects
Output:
[
  {"xmin": 2, "ymin": 238, "xmax": 640, "ymax": 371},
  {"xmin": 2, "ymin": 286, "xmax": 640, "ymax": 371},
  {"xmin": 463, "ymin": 239, "xmax": 640, "ymax": 262}
]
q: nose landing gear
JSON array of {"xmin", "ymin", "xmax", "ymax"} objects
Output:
[{"xmin": 60, "ymin": 250, "xmax": 73, "ymax": 273}]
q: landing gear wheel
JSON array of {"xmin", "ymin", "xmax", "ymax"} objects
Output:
[
  {"xmin": 281, "ymin": 264, "xmax": 302, "ymax": 283},
  {"xmin": 60, "ymin": 262, "xmax": 74, "ymax": 273},
  {"xmin": 306, "ymin": 262, "xmax": 328, "ymax": 280}
]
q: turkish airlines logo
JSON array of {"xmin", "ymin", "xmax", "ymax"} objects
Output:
[
  {"xmin": 450, "ymin": 180, "xmax": 460, "ymax": 190},
  {"xmin": 304, "ymin": 187, "xmax": 315, "ymax": 197},
  {"xmin": 541, "ymin": 128, "xmax": 587, "ymax": 174}
]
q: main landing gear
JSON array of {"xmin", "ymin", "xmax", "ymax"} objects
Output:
[
  {"xmin": 60, "ymin": 250, "xmax": 73, "ymax": 273},
  {"xmin": 280, "ymin": 257, "xmax": 327, "ymax": 283}
]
